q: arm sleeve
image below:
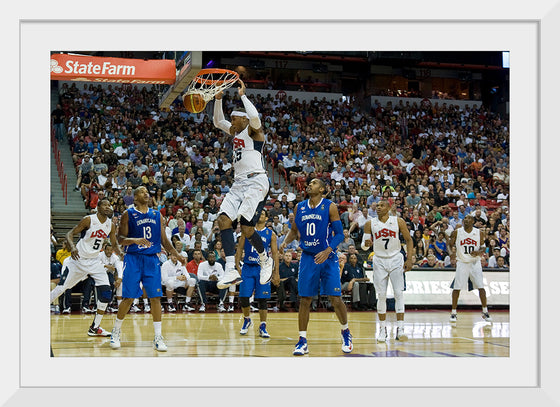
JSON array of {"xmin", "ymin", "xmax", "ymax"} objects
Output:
[
  {"xmin": 213, "ymin": 99, "xmax": 232, "ymax": 134},
  {"xmin": 329, "ymin": 219, "xmax": 344, "ymax": 251},
  {"xmin": 241, "ymin": 95, "xmax": 261, "ymax": 129}
]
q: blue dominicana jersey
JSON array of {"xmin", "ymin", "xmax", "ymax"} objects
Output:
[
  {"xmin": 295, "ymin": 198, "xmax": 332, "ymax": 255},
  {"xmin": 124, "ymin": 206, "xmax": 161, "ymax": 255},
  {"xmin": 243, "ymin": 227, "xmax": 272, "ymax": 265}
]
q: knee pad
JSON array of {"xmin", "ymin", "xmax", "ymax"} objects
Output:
[
  {"xmin": 239, "ymin": 297, "xmax": 250, "ymax": 308},
  {"xmin": 394, "ymin": 290, "xmax": 405, "ymax": 313},
  {"xmin": 96, "ymin": 285, "xmax": 112, "ymax": 303},
  {"xmin": 257, "ymin": 298, "xmax": 268, "ymax": 310},
  {"xmin": 377, "ymin": 293, "xmax": 387, "ymax": 314}
]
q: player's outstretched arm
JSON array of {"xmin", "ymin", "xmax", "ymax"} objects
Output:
[
  {"xmin": 235, "ymin": 235, "xmax": 245, "ymax": 275},
  {"xmin": 238, "ymin": 80, "xmax": 262, "ymax": 131},
  {"xmin": 279, "ymin": 205, "xmax": 300, "ymax": 251},
  {"xmin": 361, "ymin": 219, "xmax": 373, "ymax": 251},
  {"xmin": 66, "ymin": 216, "xmax": 91, "ymax": 260},
  {"xmin": 213, "ymin": 92, "xmax": 232, "ymax": 135},
  {"xmin": 159, "ymin": 213, "xmax": 185, "ymax": 265},
  {"xmin": 270, "ymin": 232, "xmax": 280, "ymax": 286},
  {"xmin": 398, "ymin": 217, "xmax": 414, "ymax": 271}
]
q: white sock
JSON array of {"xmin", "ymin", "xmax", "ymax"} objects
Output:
[
  {"xmin": 226, "ymin": 256, "xmax": 235, "ymax": 268},
  {"xmin": 379, "ymin": 318, "xmax": 386, "ymax": 328},
  {"xmin": 185, "ymin": 297, "xmax": 191, "ymax": 303},
  {"xmin": 299, "ymin": 331, "xmax": 307, "ymax": 338},
  {"xmin": 397, "ymin": 320, "xmax": 404, "ymax": 329},
  {"xmin": 117, "ymin": 299, "xmax": 122, "ymax": 306},
  {"xmin": 229, "ymin": 296, "xmax": 234, "ymax": 303},
  {"xmin": 167, "ymin": 298, "xmax": 173, "ymax": 304},
  {"xmin": 143, "ymin": 298, "xmax": 149, "ymax": 305},
  {"xmin": 92, "ymin": 313, "xmax": 104, "ymax": 328},
  {"xmin": 154, "ymin": 321, "xmax": 162, "ymax": 336},
  {"xmin": 452, "ymin": 309, "xmax": 457, "ymax": 315},
  {"xmin": 133, "ymin": 298, "xmax": 139, "ymax": 305},
  {"xmin": 482, "ymin": 307, "xmax": 488, "ymax": 313},
  {"xmin": 114, "ymin": 318, "xmax": 124, "ymax": 331}
]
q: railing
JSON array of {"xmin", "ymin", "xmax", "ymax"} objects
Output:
[{"xmin": 51, "ymin": 128, "xmax": 68, "ymax": 205}]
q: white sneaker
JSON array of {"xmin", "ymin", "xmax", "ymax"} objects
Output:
[
  {"xmin": 110, "ymin": 328, "xmax": 121, "ymax": 349},
  {"xmin": 395, "ymin": 327, "xmax": 408, "ymax": 341},
  {"xmin": 199, "ymin": 304, "xmax": 206, "ymax": 312},
  {"xmin": 130, "ymin": 304, "xmax": 141, "ymax": 313},
  {"xmin": 227, "ymin": 305, "xmax": 234, "ymax": 312},
  {"xmin": 377, "ymin": 327, "xmax": 387, "ymax": 343},
  {"xmin": 153, "ymin": 335, "xmax": 167, "ymax": 352},
  {"xmin": 167, "ymin": 304, "xmax": 176, "ymax": 312},
  {"xmin": 217, "ymin": 303, "xmax": 226, "ymax": 312},
  {"xmin": 250, "ymin": 305, "xmax": 259, "ymax": 312},
  {"xmin": 450, "ymin": 313, "xmax": 458, "ymax": 323},
  {"xmin": 217, "ymin": 265, "xmax": 242, "ymax": 289},
  {"xmin": 183, "ymin": 304, "xmax": 195, "ymax": 312},
  {"xmin": 259, "ymin": 255, "xmax": 273, "ymax": 285},
  {"xmin": 144, "ymin": 304, "xmax": 151, "ymax": 313},
  {"xmin": 62, "ymin": 307, "xmax": 71, "ymax": 314},
  {"xmin": 482, "ymin": 312, "xmax": 492, "ymax": 322}
]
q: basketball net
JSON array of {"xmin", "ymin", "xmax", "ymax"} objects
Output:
[{"xmin": 185, "ymin": 68, "xmax": 240, "ymax": 102}]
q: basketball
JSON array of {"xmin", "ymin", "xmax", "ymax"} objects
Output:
[{"xmin": 183, "ymin": 93, "xmax": 207, "ymax": 113}]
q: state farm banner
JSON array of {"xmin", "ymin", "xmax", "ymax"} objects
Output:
[{"xmin": 50, "ymin": 53, "xmax": 176, "ymax": 85}]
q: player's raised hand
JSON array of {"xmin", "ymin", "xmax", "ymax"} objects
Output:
[
  {"xmin": 238, "ymin": 79, "xmax": 246, "ymax": 96},
  {"xmin": 215, "ymin": 90, "xmax": 223, "ymax": 100}
]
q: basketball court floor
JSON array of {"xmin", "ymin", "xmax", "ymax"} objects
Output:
[{"xmin": 50, "ymin": 309, "xmax": 509, "ymax": 357}]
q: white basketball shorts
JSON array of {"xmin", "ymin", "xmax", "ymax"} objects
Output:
[
  {"xmin": 61, "ymin": 256, "xmax": 110, "ymax": 290},
  {"xmin": 372, "ymin": 253, "xmax": 405, "ymax": 295},
  {"xmin": 454, "ymin": 260, "xmax": 484, "ymax": 290},
  {"xmin": 163, "ymin": 276, "xmax": 196, "ymax": 290},
  {"xmin": 219, "ymin": 173, "xmax": 269, "ymax": 224}
]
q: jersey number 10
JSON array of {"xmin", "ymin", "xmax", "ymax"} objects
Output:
[{"xmin": 306, "ymin": 223, "xmax": 316, "ymax": 236}]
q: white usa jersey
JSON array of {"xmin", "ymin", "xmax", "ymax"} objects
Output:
[
  {"xmin": 370, "ymin": 216, "xmax": 401, "ymax": 258},
  {"xmin": 76, "ymin": 214, "xmax": 112, "ymax": 259},
  {"xmin": 231, "ymin": 125, "xmax": 266, "ymax": 180},
  {"xmin": 456, "ymin": 227, "xmax": 481, "ymax": 264}
]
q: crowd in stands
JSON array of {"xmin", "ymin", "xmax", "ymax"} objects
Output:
[{"xmin": 50, "ymin": 80, "xmax": 510, "ymax": 311}]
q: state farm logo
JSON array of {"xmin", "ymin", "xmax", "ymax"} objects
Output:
[
  {"xmin": 51, "ymin": 59, "xmax": 63, "ymax": 74},
  {"xmin": 50, "ymin": 57, "xmax": 136, "ymax": 76}
]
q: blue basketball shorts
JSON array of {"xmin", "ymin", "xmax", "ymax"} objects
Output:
[
  {"xmin": 239, "ymin": 263, "xmax": 271, "ymax": 299},
  {"xmin": 297, "ymin": 251, "xmax": 342, "ymax": 297},
  {"xmin": 122, "ymin": 253, "xmax": 162, "ymax": 299}
]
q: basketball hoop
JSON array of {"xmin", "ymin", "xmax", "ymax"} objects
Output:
[{"xmin": 185, "ymin": 68, "xmax": 240, "ymax": 102}]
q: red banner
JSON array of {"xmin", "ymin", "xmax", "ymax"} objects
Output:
[{"xmin": 50, "ymin": 53, "xmax": 176, "ymax": 85}]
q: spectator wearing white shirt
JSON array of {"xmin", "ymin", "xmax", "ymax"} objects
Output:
[
  {"xmin": 161, "ymin": 253, "xmax": 197, "ymax": 312},
  {"xmin": 196, "ymin": 252, "xmax": 227, "ymax": 312},
  {"xmin": 277, "ymin": 185, "xmax": 296, "ymax": 202},
  {"xmin": 173, "ymin": 222, "xmax": 191, "ymax": 251}
]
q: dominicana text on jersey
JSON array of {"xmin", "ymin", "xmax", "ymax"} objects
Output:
[
  {"xmin": 243, "ymin": 228, "xmax": 272, "ymax": 264},
  {"xmin": 295, "ymin": 199, "xmax": 333, "ymax": 254},
  {"xmin": 124, "ymin": 207, "xmax": 161, "ymax": 255}
]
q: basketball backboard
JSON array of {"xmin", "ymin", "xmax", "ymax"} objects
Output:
[{"xmin": 158, "ymin": 51, "xmax": 203, "ymax": 110}]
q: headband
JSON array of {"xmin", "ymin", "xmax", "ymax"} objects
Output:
[{"xmin": 231, "ymin": 111, "xmax": 249, "ymax": 118}]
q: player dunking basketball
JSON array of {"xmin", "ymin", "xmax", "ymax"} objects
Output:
[{"xmin": 212, "ymin": 78, "xmax": 273, "ymax": 289}]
